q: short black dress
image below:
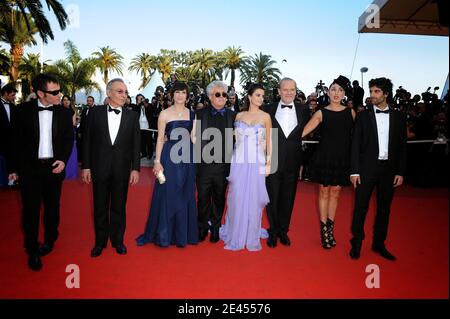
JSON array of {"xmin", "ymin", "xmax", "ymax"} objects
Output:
[{"xmin": 308, "ymin": 108, "xmax": 354, "ymax": 186}]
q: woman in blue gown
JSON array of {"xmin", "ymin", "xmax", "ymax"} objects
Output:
[
  {"xmin": 136, "ymin": 82, "xmax": 198, "ymax": 248},
  {"xmin": 62, "ymin": 95, "xmax": 78, "ymax": 180}
]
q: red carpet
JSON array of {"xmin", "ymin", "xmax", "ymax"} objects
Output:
[{"xmin": 0, "ymin": 168, "xmax": 448, "ymax": 299}]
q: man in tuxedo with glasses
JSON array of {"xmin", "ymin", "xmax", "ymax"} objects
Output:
[
  {"xmin": 196, "ymin": 80, "xmax": 236, "ymax": 243},
  {"xmin": 82, "ymin": 78, "xmax": 140, "ymax": 258},
  {"xmin": 8, "ymin": 73, "xmax": 74, "ymax": 271}
]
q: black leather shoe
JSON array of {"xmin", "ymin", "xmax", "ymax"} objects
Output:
[
  {"xmin": 279, "ymin": 233, "xmax": 291, "ymax": 246},
  {"xmin": 90, "ymin": 246, "xmax": 104, "ymax": 258},
  {"xmin": 28, "ymin": 255, "xmax": 42, "ymax": 271},
  {"xmin": 38, "ymin": 242, "xmax": 54, "ymax": 257},
  {"xmin": 209, "ymin": 229, "xmax": 220, "ymax": 243},
  {"xmin": 349, "ymin": 246, "xmax": 361, "ymax": 260},
  {"xmin": 372, "ymin": 245, "xmax": 396, "ymax": 261},
  {"xmin": 199, "ymin": 231, "xmax": 208, "ymax": 242},
  {"xmin": 115, "ymin": 244, "xmax": 128, "ymax": 255},
  {"xmin": 266, "ymin": 233, "xmax": 278, "ymax": 248}
]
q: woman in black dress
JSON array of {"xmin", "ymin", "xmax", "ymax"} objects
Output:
[{"xmin": 302, "ymin": 76, "xmax": 355, "ymax": 249}]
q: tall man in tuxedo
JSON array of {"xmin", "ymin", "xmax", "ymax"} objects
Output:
[
  {"xmin": 196, "ymin": 81, "xmax": 236, "ymax": 243},
  {"xmin": 264, "ymin": 78, "xmax": 309, "ymax": 248},
  {"xmin": 8, "ymin": 73, "xmax": 74, "ymax": 271},
  {"xmin": 78, "ymin": 96, "xmax": 95, "ymax": 163},
  {"xmin": 132, "ymin": 97, "xmax": 154, "ymax": 159},
  {"xmin": 1, "ymin": 84, "xmax": 18, "ymax": 186},
  {"xmin": 82, "ymin": 79, "xmax": 140, "ymax": 257},
  {"xmin": 349, "ymin": 77, "xmax": 407, "ymax": 261}
]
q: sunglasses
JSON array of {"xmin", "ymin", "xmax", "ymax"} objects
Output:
[
  {"xmin": 214, "ymin": 92, "xmax": 228, "ymax": 98},
  {"xmin": 42, "ymin": 89, "xmax": 61, "ymax": 96}
]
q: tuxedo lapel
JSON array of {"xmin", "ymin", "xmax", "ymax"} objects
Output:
[
  {"xmin": 52, "ymin": 107, "xmax": 59, "ymax": 147},
  {"xmin": 114, "ymin": 109, "xmax": 127, "ymax": 146},
  {"xmin": 268, "ymin": 103, "xmax": 286, "ymax": 139},
  {"xmin": 388, "ymin": 110, "xmax": 394, "ymax": 157},
  {"xmin": 101, "ymin": 106, "xmax": 113, "ymax": 146},
  {"xmin": 32, "ymin": 100, "xmax": 40, "ymax": 147},
  {"xmin": 287, "ymin": 104, "xmax": 303, "ymax": 138},
  {"xmin": 369, "ymin": 107, "xmax": 379, "ymax": 150}
]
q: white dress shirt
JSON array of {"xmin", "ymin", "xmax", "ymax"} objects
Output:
[
  {"xmin": 1, "ymin": 99, "xmax": 11, "ymax": 122},
  {"xmin": 37, "ymin": 99, "xmax": 54, "ymax": 159},
  {"xmin": 374, "ymin": 105, "xmax": 390, "ymax": 160},
  {"xmin": 139, "ymin": 106, "xmax": 149, "ymax": 130},
  {"xmin": 275, "ymin": 101, "xmax": 297, "ymax": 137},
  {"xmin": 108, "ymin": 105, "xmax": 122, "ymax": 145}
]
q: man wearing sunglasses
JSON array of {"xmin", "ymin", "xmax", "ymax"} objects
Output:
[
  {"xmin": 8, "ymin": 73, "xmax": 74, "ymax": 271},
  {"xmin": 196, "ymin": 81, "xmax": 236, "ymax": 243}
]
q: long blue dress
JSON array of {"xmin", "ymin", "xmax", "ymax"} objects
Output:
[
  {"xmin": 136, "ymin": 111, "xmax": 198, "ymax": 247},
  {"xmin": 219, "ymin": 120, "xmax": 269, "ymax": 251},
  {"xmin": 65, "ymin": 128, "xmax": 78, "ymax": 180}
]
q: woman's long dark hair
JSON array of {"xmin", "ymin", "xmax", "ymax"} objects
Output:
[{"xmin": 242, "ymin": 83, "xmax": 265, "ymax": 111}]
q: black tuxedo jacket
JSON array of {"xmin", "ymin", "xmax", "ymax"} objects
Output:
[
  {"xmin": 350, "ymin": 106, "xmax": 407, "ymax": 178},
  {"xmin": 132, "ymin": 104, "xmax": 153, "ymax": 127},
  {"xmin": 263, "ymin": 102, "xmax": 309, "ymax": 174},
  {"xmin": 196, "ymin": 106, "xmax": 236, "ymax": 168},
  {"xmin": 9, "ymin": 99, "xmax": 73, "ymax": 176},
  {"xmin": 82, "ymin": 105, "xmax": 140, "ymax": 181},
  {"xmin": 0, "ymin": 99, "xmax": 16, "ymax": 162}
]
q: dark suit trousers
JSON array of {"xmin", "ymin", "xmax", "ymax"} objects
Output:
[
  {"xmin": 351, "ymin": 161, "xmax": 396, "ymax": 246},
  {"xmin": 140, "ymin": 129, "xmax": 153, "ymax": 158},
  {"xmin": 92, "ymin": 176, "xmax": 129, "ymax": 247},
  {"xmin": 20, "ymin": 160, "xmax": 63, "ymax": 255},
  {"xmin": 265, "ymin": 170, "xmax": 299, "ymax": 236},
  {"xmin": 196, "ymin": 165, "xmax": 228, "ymax": 234}
]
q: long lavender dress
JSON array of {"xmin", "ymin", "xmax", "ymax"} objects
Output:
[{"xmin": 219, "ymin": 120, "xmax": 269, "ymax": 251}]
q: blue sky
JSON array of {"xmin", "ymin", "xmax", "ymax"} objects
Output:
[{"xmin": 13, "ymin": 0, "xmax": 450, "ymax": 98}]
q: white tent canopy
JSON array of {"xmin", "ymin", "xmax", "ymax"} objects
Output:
[
  {"xmin": 140, "ymin": 70, "xmax": 165, "ymax": 100},
  {"xmin": 359, "ymin": 0, "xmax": 449, "ymax": 36}
]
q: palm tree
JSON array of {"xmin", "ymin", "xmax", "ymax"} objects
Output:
[
  {"xmin": 240, "ymin": 52, "xmax": 281, "ymax": 88},
  {"xmin": 18, "ymin": 52, "xmax": 49, "ymax": 96},
  {"xmin": 0, "ymin": 0, "xmax": 68, "ymax": 43},
  {"xmin": 48, "ymin": 40, "xmax": 99, "ymax": 102},
  {"xmin": 221, "ymin": 46, "xmax": 244, "ymax": 87},
  {"xmin": 92, "ymin": 46, "xmax": 125, "ymax": 85},
  {"xmin": 128, "ymin": 53, "xmax": 157, "ymax": 89},
  {"xmin": 191, "ymin": 49, "xmax": 216, "ymax": 88},
  {"xmin": 157, "ymin": 55, "xmax": 172, "ymax": 83},
  {"xmin": 0, "ymin": 8, "xmax": 38, "ymax": 81},
  {"xmin": 0, "ymin": 47, "xmax": 11, "ymax": 77}
]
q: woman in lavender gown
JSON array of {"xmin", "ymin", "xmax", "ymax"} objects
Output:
[
  {"xmin": 220, "ymin": 83, "xmax": 272, "ymax": 251},
  {"xmin": 62, "ymin": 95, "xmax": 78, "ymax": 180}
]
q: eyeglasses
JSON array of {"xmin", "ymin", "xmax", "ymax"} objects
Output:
[
  {"xmin": 113, "ymin": 90, "xmax": 129, "ymax": 95},
  {"xmin": 214, "ymin": 92, "xmax": 227, "ymax": 98},
  {"xmin": 42, "ymin": 89, "xmax": 61, "ymax": 96}
]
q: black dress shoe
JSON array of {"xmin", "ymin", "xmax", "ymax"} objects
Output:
[
  {"xmin": 115, "ymin": 244, "xmax": 128, "ymax": 255},
  {"xmin": 266, "ymin": 234, "xmax": 278, "ymax": 248},
  {"xmin": 38, "ymin": 242, "xmax": 54, "ymax": 257},
  {"xmin": 28, "ymin": 255, "xmax": 42, "ymax": 271},
  {"xmin": 279, "ymin": 233, "xmax": 291, "ymax": 246},
  {"xmin": 209, "ymin": 229, "xmax": 220, "ymax": 243},
  {"xmin": 349, "ymin": 246, "xmax": 361, "ymax": 260},
  {"xmin": 199, "ymin": 231, "xmax": 208, "ymax": 242},
  {"xmin": 90, "ymin": 246, "xmax": 104, "ymax": 258},
  {"xmin": 372, "ymin": 245, "xmax": 396, "ymax": 261}
]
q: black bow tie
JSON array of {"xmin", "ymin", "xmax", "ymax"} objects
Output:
[
  {"xmin": 37, "ymin": 106, "xmax": 54, "ymax": 112},
  {"xmin": 109, "ymin": 106, "xmax": 121, "ymax": 115},
  {"xmin": 376, "ymin": 109, "xmax": 390, "ymax": 114},
  {"xmin": 281, "ymin": 104, "xmax": 293, "ymax": 109}
]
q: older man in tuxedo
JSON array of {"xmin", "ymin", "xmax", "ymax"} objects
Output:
[
  {"xmin": 264, "ymin": 78, "xmax": 309, "ymax": 248},
  {"xmin": 8, "ymin": 73, "xmax": 73, "ymax": 271},
  {"xmin": 82, "ymin": 78, "xmax": 140, "ymax": 258}
]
